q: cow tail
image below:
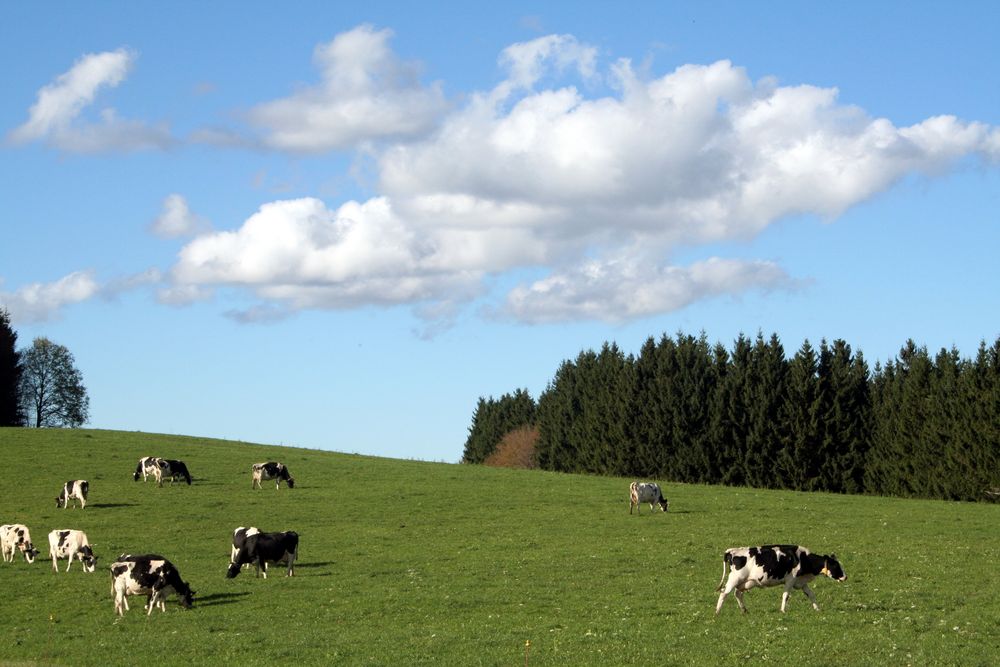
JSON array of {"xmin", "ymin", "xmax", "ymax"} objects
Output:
[{"xmin": 716, "ymin": 552, "xmax": 731, "ymax": 592}]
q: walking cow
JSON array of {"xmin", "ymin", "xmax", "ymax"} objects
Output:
[{"xmin": 715, "ymin": 544, "xmax": 847, "ymax": 614}]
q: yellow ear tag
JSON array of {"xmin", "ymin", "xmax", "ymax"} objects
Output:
[{"xmin": 821, "ymin": 567, "xmax": 830, "ymax": 576}]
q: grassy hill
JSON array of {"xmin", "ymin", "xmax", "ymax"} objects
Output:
[{"xmin": 1, "ymin": 428, "xmax": 998, "ymax": 665}]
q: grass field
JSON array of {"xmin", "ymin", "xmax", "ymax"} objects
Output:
[{"xmin": 1, "ymin": 428, "xmax": 998, "ymax": 666}]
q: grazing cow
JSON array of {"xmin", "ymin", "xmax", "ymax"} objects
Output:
[
  {"xmin": 226, "ymin": 531, "xmax": 298, "ymax": 579},
  {"xmin": 56, "ymin": 480, "xmax": 89, "ymax": 509},
  {"xmin": 110, "ymin": 554, "xmax": 195, "ymax": 616},
  {"xmin": 153, "ymin": 459, "xmax": 192, "ymax": 487},
  {"xmin": 48, "ymin": 529, "xmax": 97, "ymax": 573},
  {"xmin": 715, "ymin": 544, "xmax": 847, "ymax": 614},
  {"xmin": 230, "ymin": 526, "xmax": 260, "ymax": 567},
  {"xmin": 629, "ymin": 481, "xmax": 669, "ymax": 514},
  {"xmin": 251, "ymin": 462, "xmax": 295, "ymax": 490},
  {"xmin": 0, "ymin": 524, "xmax": 40, "ymax": 564},
  {"xmin": 133, "ymin": 457, "xmax": 161, "ymax": 481}
]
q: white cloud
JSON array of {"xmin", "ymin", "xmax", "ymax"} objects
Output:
[
  {"xmin": 247, "ymin": 25, "xmax": 447, "ymax": 153},
  {"xmin": 8, "ymin": 48, "xmax": 173, "ymax": 152},
  {"xmin": 502, "ymin": 258, "xmax": 794, "ymax": 324},
  {"xmin": 150, "ymin": 195, "xmax": 211, "ymax": 239},
  {"xmin": 160, "ymin": 33, "xmax": 998, "ymax": 326},
  {"xmin": 0, "ymin": 271, "xmax": 100, "ymax": 323},
  {"xmin": 169, "ymin": 197, "xmax": 482, "ymax": 311},
  {"xmin": 156, "ymin": 284, "xmax": 214, "ymax": 306}
]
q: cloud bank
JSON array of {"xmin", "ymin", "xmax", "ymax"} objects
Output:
[
  {"xmin": 164, "ymin": 31, "xmax": 997, "ymax": 325},
  {"xmin": 7, "ymin": 29, "xmax": 997, "ymax": 325}
]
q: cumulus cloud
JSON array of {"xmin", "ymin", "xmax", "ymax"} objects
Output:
[
  {"xmin": 247, "ymin": 25, "xmax": 448, "ymax": 153},
  {"xmin": 160, "ymin": 32, "xmax": 998, "ymax": 326},
  {"xmin": 150, "ymin": 194, "xmax": 211, "ymax": 239},
  {"xmin": 168, "ymin": 197, "xmax": 483, "ymax": 312},
  {"xmin": 0, "ymin": 271, "xmax": 100, "ymax": 323},
  {"xmin": 8, "ymin": 48, "xmax": 173, "ymax": 152}
]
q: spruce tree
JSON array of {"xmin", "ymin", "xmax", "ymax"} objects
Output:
[{"xmin": 0, "ymin": 308, "xmax": 23, "ymax": 426}]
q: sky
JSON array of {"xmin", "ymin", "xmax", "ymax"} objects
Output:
[{"xmin": 2, "ymin": 1, "xmax": 998, "ymax": 462}]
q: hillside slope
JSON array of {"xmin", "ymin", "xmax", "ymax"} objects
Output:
[{"xmin": 1, "ymin": 428, "xmax": 998, "ymax": 665}]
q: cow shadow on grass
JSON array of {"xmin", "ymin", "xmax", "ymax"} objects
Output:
[
  {"xmin": 89, "ymin": 502, "xmax": 139, "ymax": 509},
  {"xmin": 196, "ymin": 591, "xmax": 251, "ymax": 608}
]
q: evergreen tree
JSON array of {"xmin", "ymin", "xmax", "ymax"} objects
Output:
[
  {"xmin": 669, "ymin": 332, "xmax": 715, "ymax": 483},
  {"xmin": 719, "ymin": 334, "xmax": 752, "ymax": 486},
  {"xmin": 742, "ymin": 333, "xmax": 787, "ymax": 488},
  {"xmin": 462, "ymin": 389, "xmax": 536, "ymax": 463},
  {"xmin": 536, "ymin": 359, "xmax": 584, "ymax": 472},
  {"xmin": 0, "ymin": 308, "xmax": 23, "ymax": 426},
  {"xmin": 779, "ymin": 340, "xmax": 822, "ymax": 490},
  {"xmin": 704, "ymin": 342, "xmax": 732, "ymax": 485},
  {"xmin": 628, "ymin": 335, "xmax": 677, "ymax": 477},
  {"xmin": 816, "ymin": 340, "xmax": 870, "ymax": 493}
]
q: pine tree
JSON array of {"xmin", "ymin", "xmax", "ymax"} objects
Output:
[{"xmin": 0, "ymin": 308, "xmax": 23, "ymax": 426}]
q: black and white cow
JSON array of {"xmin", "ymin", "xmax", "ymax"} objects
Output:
[
  {"xmin": 715, "ymin": 544, "xmax": 847, "ymax": 614},
  {"xmin": 251, "ymin": 462, "xmax": 294, "ymax": 490},
  {"xmin": 56, "ymin": 480, "xmax": 89, "ymax": 509},
  {"xmin": 153, "ymin": 459, "xmax": 192, "ymax": 487},
  {"xmin": 230, "ymin": 526, "xmax": 260, "ymax": 566},
  {"xmin": 0, "ymin": 524, "xmax": 40, "ymax": 564},
  {"xmin": 48, "ymin": 529, "xmax": 97, "ymax": 573},
  {"xmin": 110, "ymin": 554, "xmax": 195, "ymax": 616},
  {"xmin": 629, "ymin": 481, "xmax": 669, "ymax": 514},
  {"xmin": 226, "ymin": 531, "xmax": 298, "ymax": 579},
  {"xmin": 133, "ymin": 456, "xmax": 161, "ymax": 481}
]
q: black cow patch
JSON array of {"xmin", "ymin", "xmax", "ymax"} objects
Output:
[{"xmin": 749, "ymin": 545, "xmax": 798, "ymax": 580}]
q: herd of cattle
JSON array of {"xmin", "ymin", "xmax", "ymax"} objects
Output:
[
  {"xmin": 1, "ymin": 457, "xmax": 299, "ymax": 617},
  {"xmin": 3, "ymin": 464, "xmax": 847, "ymax": 618}
]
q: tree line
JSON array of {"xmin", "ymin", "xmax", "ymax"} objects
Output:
[
  {"xmin": 0, "ymin": 307, "xmax": 89, "ymax": 429},
  {"xmin": 463, "ymin": 331, "xmax": 1000, "ymax": 502}
]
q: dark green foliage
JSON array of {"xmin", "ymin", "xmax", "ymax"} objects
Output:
[
  {"xmin": 461, "ymin": 388, "xmax": 536, "ymax": 463},
  {"xmin": 477, "ymin": 329, "xmax": 1000, "ymax": 502},
  {"xmin": 0, "ymin": 308, "xmax": 23, "ymax": 426}
]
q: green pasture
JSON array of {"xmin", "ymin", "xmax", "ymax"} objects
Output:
[{"xmin": 0, "ymin": 428, "xmax": 998, "ymax": 665}]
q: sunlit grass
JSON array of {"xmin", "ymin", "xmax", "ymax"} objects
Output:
[{"xmin": 1, "ymin": 428, "xmax": 998, "ymax": 665}]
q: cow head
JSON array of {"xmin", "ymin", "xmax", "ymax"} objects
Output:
[
  {"xmin": 657, "ymin": 497, "xmax": 669, "ymax": 512},
  {"xmin": 55, "ymin": 493, "xmax": 65, "ymax": 508},
  {"xmin": 79, "ymin": 545, "xmax": 98, "ymax": 573},
  {"xmin": 286, "ymin": 476, "xmax": 295, "ymax": 489},
  {"xmin": 820, "ymin": 554, "xmax": 847, "ymax": 582},
  {"xmin": 23, "ymin": 543, "xmax": 40, "ymax": 563},
  {"xmin": 178, "ymin": 581, "xmax": 195, "ymax": 608},
  {"xmin": 225, "ymin": 562, "xmax": 242, "ymax": 579}
]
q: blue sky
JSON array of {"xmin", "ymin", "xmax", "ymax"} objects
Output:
[{"xmin": 2, "ymin": 1, "xmax": 998, "ymax": 461}]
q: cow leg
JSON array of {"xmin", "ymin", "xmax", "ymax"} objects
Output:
[
  {"xmin": 734, "ymin": 589, "xmax": 748, "ymax": 614},
  {"xmin": 802, "ymin": 584, "xmax": 821, "ymax": 611},
  {"xmin": 286, "ymin": 552, "xmax": 295, "ymax": 577},
  {"xmin": 66, "ymin": 555, "xmax": 73, "ymax": 572},
  {"xmin": 716, "ymin": 581, "xmax": 738, "ymax": 615},
  {"xmin": 781, "ymin": 582, "xmax": 797, "ymax": 612}
]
